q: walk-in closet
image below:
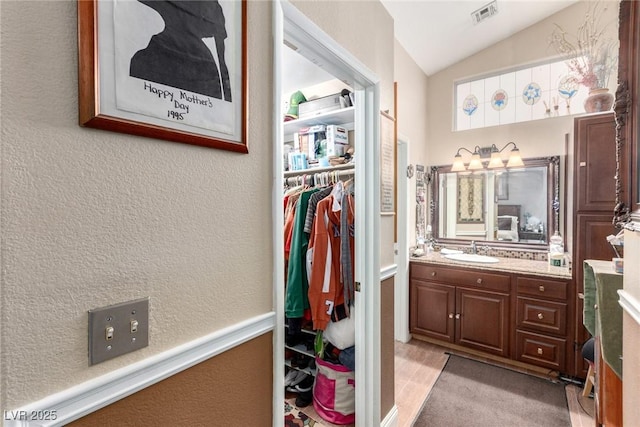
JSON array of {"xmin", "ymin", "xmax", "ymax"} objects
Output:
[
  {"xmin": 275, "ymin": 3, "xmax": 383, "ymax": 425},
  {"xmin": 281, "ymin": 43, "xmax": 358, "ymax": 425}
]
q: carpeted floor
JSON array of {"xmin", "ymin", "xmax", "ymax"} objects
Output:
[{"xmin": 413, "ymin": 354, "xmax": 571, "ymax": 427}]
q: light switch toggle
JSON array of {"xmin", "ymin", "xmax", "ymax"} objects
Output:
[{"xmin": 88, "ymin": 297, "xmax": 149, "ymax": 365}]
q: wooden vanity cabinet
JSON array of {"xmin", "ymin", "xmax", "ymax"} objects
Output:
[
  {"xmin": 514, "ymin": 276, "xmax": 571, "ymax": 372},
  {"xmin": 410, "ymin": 263, "xmax": 510, "ymax": 358},
  {"xmin": 410, "ymin": 261, "xmax": 574, "ymax": 374}
]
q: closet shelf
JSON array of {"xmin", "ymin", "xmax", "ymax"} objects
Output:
[
  {"xmin": 285, "ymin": 342, "xmax": 315, "ymax": 359},
  {"xmin": 284, "ymin": 324, "xmax": 317, "ymax": 337},
  {"xmin": 283, "ymin": 106, "xmax": 355, "ymax": 141},
  {"xmin": 284, "ymin": 162, "xmax": 354, "ymax": 178},
  {"xmin": 284, "ymin": 359, "xmax": 317, "ymax": 376}
]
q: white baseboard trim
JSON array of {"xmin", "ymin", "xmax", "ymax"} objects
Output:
[
  {"xmin": 381, "ymin": 404, "xmax": 399, "ymax": 427},
  {"xmin": 619, "ymin": 290, "xmax": 640, "ymax": 326},
  {"xmin": 4, "ymin": 312, "xmax": 276, "ymax": 427},
  {"xmin": 381, "ymin": 264, "xmax": 398, "ymax": 281}
]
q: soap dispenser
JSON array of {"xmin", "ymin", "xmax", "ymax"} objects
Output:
[
  {"xmin": 425, "ymin": 225, "xmax": 434, "ymax": 255},
  {"xmin": 549, "ymin": 231, "xmax": 564, "ymax": 266}
]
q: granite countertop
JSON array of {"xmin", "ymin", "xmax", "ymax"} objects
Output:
[{"xmin": 410, "ymin": 252, "xmax": 572, "ymax": 279}]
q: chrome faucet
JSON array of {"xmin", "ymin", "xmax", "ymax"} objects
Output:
[{"xmin": 470, "ymin": 240, "xmax": 477, "ymax": 254}]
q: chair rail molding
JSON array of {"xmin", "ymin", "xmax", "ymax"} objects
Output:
[
  {"xmin": 618, "ymin": 290, "xmax": 640, "ymax": 326},
  {"xmin": 381, "ymin": 264, "xmax": 398, "ymax": 281},
  {"xmin": 4, "ymin": 312, "xmax": 275, "ymax": 427}
]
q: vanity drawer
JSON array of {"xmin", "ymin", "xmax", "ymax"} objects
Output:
[
  {"xmin": 516, "ymin": 297, "xmax": 567, "ymax": 336},
  {"xmin": 516, "ymin": 330, "xmax": 566, "ymax": 371},
  {"xmin": 516, "ymin": 277, "xmax": 568, "ymax": 301},
  {"xmin": 411, "ymin": 264, "xmax": 510, "ymax": 293}
]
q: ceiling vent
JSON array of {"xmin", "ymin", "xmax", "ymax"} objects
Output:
[{"xmin": 471, "ymin": 1, "xmax": 499, "ymax": 25}]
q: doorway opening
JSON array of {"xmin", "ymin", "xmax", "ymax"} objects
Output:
[{"xmin": 272, "ymin": 2, "xmax": 381, "ymax": 426}]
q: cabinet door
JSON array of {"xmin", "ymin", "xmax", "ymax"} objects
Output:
[
  {"xmin": 574, "ymin": 113, "xmax": 616, "ymax": 212},
  {"xmin": 410, "ymin": 280, "xmax": 455, "ymax": 342},
  {"xmin": 574, "ymin": 213, "xmax": 618, "ymax": 293},
  {"xmin": 456, "ymin": 288, "xmax": 509, "ymax": 357}
]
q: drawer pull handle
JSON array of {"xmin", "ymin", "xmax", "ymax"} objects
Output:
[
  {"xmin": 477, "ymin": 278, "xmax": 483, "ymax": 284},
  {"xmin": 537, "ymin": 348, "xmax": 543, "ymax": 355},
  {"xmin": 455, "ymin": 313, "xmax": 461, "ymax": 319},
  {"xmin": 448, "ymin": 313, "xmax": 454, "ymax": 319},
  {"xmin": 431, "ymin": 271, "xmax": 437, "ymax": 277},
  {"xmin": 539, "ymin": 286, "xmax": 545, "ymax": 292},
  {"xmin": 537, "ymin": 313, "xmax": 544, "ymax": 320}
]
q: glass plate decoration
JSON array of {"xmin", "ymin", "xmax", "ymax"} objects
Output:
[
  {"xmin": 522, "ymin": 82, "xmax": 541, "ymax": 105},
  {"xmin": 462, "ymin": 94, "xmax": 478, "ymax": 116},
  {"xmin": 557, "ymin": 75, "xmax": 579, "ymax": 99},
  {"xmin": 491, "ymin": 89, "xmax": 508, "ymax": 111}
]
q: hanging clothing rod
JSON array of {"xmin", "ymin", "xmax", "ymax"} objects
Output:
[{"xmin": 284, "ymin": 167, "xmax": 354, "ymax": 187}]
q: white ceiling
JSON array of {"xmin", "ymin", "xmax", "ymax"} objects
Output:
[
  {"xmin": 282, "ymin": 0, "xmax": 579, "ymax": 95},
  {"xmin": 282, "ymin": 45, "xmax": 336, "ymax": 96},
  {"xmin": 380, "ymin": 0, "xmax": 578, "ymax": 76}
]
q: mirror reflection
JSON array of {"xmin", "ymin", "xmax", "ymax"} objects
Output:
[{"xmin": 430, "ymin": 157, "xmax": 560, "ymax": 247}]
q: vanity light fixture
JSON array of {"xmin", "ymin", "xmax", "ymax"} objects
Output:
[{"xmin": 451, "ymin": 142, "xmax": 524, "ymax": 172}]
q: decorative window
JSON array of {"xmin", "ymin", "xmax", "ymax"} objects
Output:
[{"xmin": 454, "ymin": 59, "xmax": 590, "ymax": 131}]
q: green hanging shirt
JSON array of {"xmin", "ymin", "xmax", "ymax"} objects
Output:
[{"xmin": 285, "ymin": 188, "xmax": 319, "ymax": 318}]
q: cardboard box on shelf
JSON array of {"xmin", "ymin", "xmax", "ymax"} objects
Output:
[{"xmin": 326, "ymin": 125, "xmax": 348, "ymax": 145}]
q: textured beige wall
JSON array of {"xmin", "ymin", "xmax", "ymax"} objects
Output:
[
  {"xmin": 425, "ymin": 1, "xmax": 620, "ymax": 166},
  {"xmin": 623, "ymin": 229, "xmax": 640, "ymax": 422},
  {"xmin": 1, "ymin": 0, "xmax": 273, "ymax": 409},
  {"xmin": 394, "ymin": 40, "xmax": 429, "ymax": 248}
]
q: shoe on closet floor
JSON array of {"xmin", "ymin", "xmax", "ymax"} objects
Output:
[
  {"xmin": 291, "ymin": 354, "xmax": 310, "ymax": 369},
  {"xmin": 287, "ymin": 371, "xmax": 308, "ymax": 389},
  {"xmin": 284, "ymin": 369, "xmax": 299, "ymax": 387},
  {"xmin": 295, "ymin": 390, "xmax": 313, "ymax": 407},
  {"xmin": 294, "ymin": 375, "xmax": 314, "ymax": 393}
]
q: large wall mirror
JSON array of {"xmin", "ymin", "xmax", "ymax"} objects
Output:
[{"xmin": 429, "ymin": 156, "xmax": 561, "ymax": 249}]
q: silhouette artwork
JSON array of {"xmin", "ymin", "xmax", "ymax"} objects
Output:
[{"xmin": 130, "ymin": 0, "xmax": 232, "ymax": 101}]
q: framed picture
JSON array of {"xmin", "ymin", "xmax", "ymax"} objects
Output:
[
  {"xmin": 457, "ymin": 174, "xmax": 485, "ymax": 223},
  {"xmin": 78, "ymin": 0, "xmax": 248, "ymax": 153},
  {"xmin": 496, "ymin": 172, "xmax": 509, "ymax": 200},
  {"xmin": 380, "ymin": 111, "xmax": 396, "ymax": 214}
]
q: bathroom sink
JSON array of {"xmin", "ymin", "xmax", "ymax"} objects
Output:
[{"xmin": 443, "ymin": 253, "xmax": 499, "ymax": 264}]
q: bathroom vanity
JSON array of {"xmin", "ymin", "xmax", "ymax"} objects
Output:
[{"xmin": 410, "ymin": 254, "xmax": 574, "ymax": 374}]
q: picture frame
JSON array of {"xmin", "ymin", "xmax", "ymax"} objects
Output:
[
  {"xmin": 457, "ymin": 174, "xmax": 485, "ymax": 223},
  {"xmin": 380, "ymin": 111, "xmax": 396, "ymax": 214},
  {"xmin": 496, "ymin": 172, "xmax": 509, "ymax": 200},
  {"xmin": 78, "ymin": 0, "xmax": 248, "ymax": 153}
]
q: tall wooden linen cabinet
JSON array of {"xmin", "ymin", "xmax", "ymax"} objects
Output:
[
  {"xmin": 573, "ymin": 112, "xmax": 617, "ymax": 378},
  {"xmin": 572, "ymin": 112, "xmax": 625, "ymax": 426}
]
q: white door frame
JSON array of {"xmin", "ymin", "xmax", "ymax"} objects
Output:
[
  {"xmin": 394, "ymin": 135, "xmax": 411, "ymax": 343},
  {"xmin": 273, "ymin": 2, "xmax": 381, "ymax": 426}
]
